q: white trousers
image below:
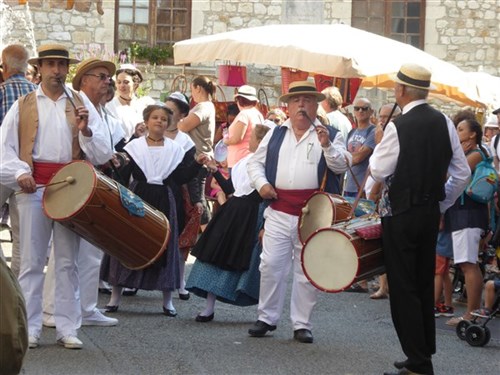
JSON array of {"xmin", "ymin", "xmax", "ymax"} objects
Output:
[
  {"xmin": 16, "ymin": 190, "xmax": 81, "ymax": 339},
  {"xmin": 258, "ymin": 207, "xmax": 318, "ymax": 331},
  {"xmin": 0, "ymin": 184, "xmax": 20, "ymax": 276},
  {"xmin": 43, "ymin": 239, "xmax": 103, "ymax": 319}
]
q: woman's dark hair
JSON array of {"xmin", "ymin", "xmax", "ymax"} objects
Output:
[
  {"xmin": 462, "ymin": 118, "xmax": 486, "ymax": 155},
  {"xmin": 235, "ymin": 96, "xmax": 257, "ymax": 107},
  {"xmin": 116, "ymin": 68, "xmax": 143, "ymax": 84},
  {"xmin": 452, "ymin": 109, "xmax": 476, "ymax": 127},
  {"xmin": 192, "ymin": 76, "xmax": 215, "ymax": 96},
  {"xmin": 143, "ymin": 104, "xmax": 173, "ymax": 123},
  {"xmin": 166, "ymin": 95, "xmax": 190, "ymax": 116}
]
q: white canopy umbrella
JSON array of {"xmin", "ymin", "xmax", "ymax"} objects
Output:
[{"xmin": 174, "ymin": 24, "xmax": 483, "ymax": 107}]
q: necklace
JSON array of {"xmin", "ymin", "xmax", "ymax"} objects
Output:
[
  {"xmin": 147, "ymin": 136, "xmax": 164, "ymax": 143},
  {"xmin": 119, "ymin": 96, "xmax": 132, "ymax": 103}
]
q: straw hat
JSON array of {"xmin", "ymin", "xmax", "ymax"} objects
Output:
[
  {"xmin": 279, "ymin": 80, "xmax": 326, "ymax": 103},
  {"xmin": 72, "ymin": 58, "xmax": 116, "ymax": 91},
  {"xmin": 27, "ymin": 44, "xmax": 80, "ymax": 65},
  {"xmin": 234, "ymin": 85, "xmax": 259, "ymax": 102},
  {"xmin": 392, "ymin": 63, "xmax": 436, "ymax": 90}
]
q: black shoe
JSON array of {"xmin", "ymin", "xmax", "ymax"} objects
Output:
[
  {"xmin": 384, "ymin": 368, "xmax": 421, "ymax": 375},
  {"xmin": 293, "ymin": 329, "xmax": 313, "ymax": 343},
  {"xmin": 105, "ymin": 305, "xmax": 119, "ymax": 313},
  {"xmin": 98, "ymin": 288, "xmax": 112, "ymax": 295},
  {"xmin": 195, "ymin": 313, "xmax": 214, "ymax": 322},
  {"xmin": 162, "ymin": 306, "xmax": 177, "ymax": 317},
  {"xmin": 394, "ymin": 360, "xmax": 410, "ymax": 370},
  {"xmin": 248, "ymin": 320, "xmax": 276, "ymax": 337},
  {"xmin": 122, "ymin": 288, "xmax": 138, "ymax": 296},
  {"xmin": 179, "ymin": 292, "xmax": 190, "ymax": 301}
]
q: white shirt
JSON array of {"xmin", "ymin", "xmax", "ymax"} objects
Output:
[
  {"xmin": 0, "ymin": 85, "xmax": 113, "ymax": 189},
  {"xmin": 106, "ymin": 95, "xmax": 154, "ymax": 141},
  {"xmin": 173, "ymin": 131, "xmax": 195, "ymax": 153},
  {"xmin": 370, "ymin": 99, "xmax": 470, "ymax": 213},
  {"xmin": 326, "ymin": 110, "xmax": 352, "ymax": 142},
  {"xmin": 231, "ymin": 154, "xmax": 254, "ymax": 197},
  {"xmin": 247, "ymin": 119, "xmax": 351, "ymax": 192}
]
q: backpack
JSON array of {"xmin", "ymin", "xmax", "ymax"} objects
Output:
[{"xmin": 465, "ymin": 149, "xmax": 498, "ymax": 204}]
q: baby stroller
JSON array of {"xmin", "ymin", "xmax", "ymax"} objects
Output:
[{"xmin": 455, "ymin": 285, "xmax": 499, "ymax": 347}]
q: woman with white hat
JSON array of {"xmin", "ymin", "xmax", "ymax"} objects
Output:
[{"xmin": 223, "ymin": 85, "xmax": 265, "ymax": 169}]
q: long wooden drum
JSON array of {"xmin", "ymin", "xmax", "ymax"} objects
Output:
[
  {"xmin": 42, "ymin": 161, "xmax": 170, "ymax": 270},
  {"xmin": 298, "ymin": 192, "xmax": 352, "ymax": 244},
  {"xmin": 301, "ymin": 217, "xmax": 385, "ymax": 293}
]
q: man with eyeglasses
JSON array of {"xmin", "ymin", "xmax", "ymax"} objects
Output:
[
  {"xmin": 0, "ymin": 44, "xmax": 113, "ymax": 349},
  {"xmin": 41, "ymin": 58, "xmax": 125, "ymax": 333}
]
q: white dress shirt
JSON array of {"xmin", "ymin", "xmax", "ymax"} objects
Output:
[
  {"xmin": 370, "ymin": 100, "xmax": 470, "ymax": 214},
  {"xmin": 0, "ymin": 85, "xmax": 113, "ymax": 189},
  {"xmin": 248, "ymin": 119, "xmax": 351, "ymax": 192},
  {"xmin": 231, "ymin": 154, "xmax": 254, "ymax": 197}
]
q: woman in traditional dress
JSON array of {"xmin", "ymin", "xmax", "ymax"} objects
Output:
[
  {"xmin": 164, "ymin": 92, "xmax": 198, "ymax": 301},
  {"xmin": 186, "ymin": 124, "xmax": 271, "ymax": 322},
  {"xmin": 106, "ymin": 64, "xmax": 154, "ymax": 141},
  {"xmin": 100, "ymin": 104, "xmax": 207, "ymax": 316}
]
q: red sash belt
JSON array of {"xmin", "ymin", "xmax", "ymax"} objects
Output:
[
  {"xmin": 33, "ymin": 162, "xmax": 66, "ymax": 185},
  {"xmin": 270, "ymin": 188, "xmax": 316, "ymax": 216}
]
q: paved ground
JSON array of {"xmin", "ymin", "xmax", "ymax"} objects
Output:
[{"xmin": 1, "ymin": 230, "xmax": 498, "ymax": 375}]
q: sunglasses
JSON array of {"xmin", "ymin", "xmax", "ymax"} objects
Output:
[
  {"xmin": 84, "ymin": 73, "xmax": 112, "ymax": 81},
  {"xmin": 353, "ymin": 106, "xmax": 371, "ymax": 112}
]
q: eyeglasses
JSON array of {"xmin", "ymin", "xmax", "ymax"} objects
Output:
[
  {"xmin": 84, "ymin": 73, "xmax": 112, "ymax": 81},
  {"xmin": 353, "ymin": 106, "xmax": 371, "ymax": 112}
]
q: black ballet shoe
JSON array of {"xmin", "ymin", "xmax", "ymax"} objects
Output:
[
  {"xmin": 122, "ymin": 288, "xmax": 138, "ymax": 296},
  {"xmin": 195, "ymin": 313, "xmax": 214, "ymax": 322},
  {"xmin": 163, "ymin": 306, "xmax": 177, "ymax": 317},
  {"xmin": 179, "ymin": 292, "xmax": 190, "ymax": 301},
  {"xmin": 105, "ymin": 305, "xmax": 119, "ymax": 313}
]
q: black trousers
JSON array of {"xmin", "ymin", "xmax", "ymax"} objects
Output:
[{"xmin": 382, "ymin": 204, "xmax": 440, "ymax": 375}]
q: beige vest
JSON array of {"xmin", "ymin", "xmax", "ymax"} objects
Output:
[{"xmin": 17, "ymin": 90, "xmax": 85, "ymax": 170}]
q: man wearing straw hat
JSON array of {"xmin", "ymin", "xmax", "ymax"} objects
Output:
[
  {"xmin": 42, "ymin": 57, "xmax": 123, "ymax": 330},
  {"xmin": 0, "ymin": 44, "xmax": 113, "ymax": 349},
  {"xmin": 370, "ymin": 63, "xmax": 470, "ymax": 375},
  {"xmin": 247, "ymin": 80, "xmax": 351, "ymax": 344}
]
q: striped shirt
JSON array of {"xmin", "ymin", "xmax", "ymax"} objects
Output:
[{"xmin": 0, "ymin": 74, "xmax": 37, "ymax": 125}]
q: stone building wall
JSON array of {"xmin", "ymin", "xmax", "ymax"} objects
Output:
[{"xmin": 1, "ymin": 0, "xmax": 498, "ymax": 108}]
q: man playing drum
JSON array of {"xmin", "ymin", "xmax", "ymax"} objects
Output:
[
  {"xmin": 370, "ymin": 63, "xmax": 470, "ymax": 375},
  {"xmin": 247, "ymin": 81, "xmax": 351, "ymax": 343},
  {"xmin": 0, "ymin": 44, "xmax": 113, "ymax": 349}
]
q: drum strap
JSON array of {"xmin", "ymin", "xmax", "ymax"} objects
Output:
[
  {"xmin": 271, "ymin": 188, "xmax": 316, "ymax": 216},
  {"xmin": 32, "ymin": 162, "xmax": 66, "ymax": 185}
]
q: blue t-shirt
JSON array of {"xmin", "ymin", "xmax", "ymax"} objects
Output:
[{"xmin": 344, "ymin": 125, "xmax": 376, "ymax": 193}]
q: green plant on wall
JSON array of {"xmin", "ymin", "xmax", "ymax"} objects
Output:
[{"xmin": 130, "ymin": 42, "xmax": 173, "ymax": 65}]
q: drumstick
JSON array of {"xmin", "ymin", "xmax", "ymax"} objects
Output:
[
  {"xmin": 15, "ymin": 176, "xmax": 76, "ymax": 195},
  {"xmin": 57, "ymin": 78, "xmax": 84, "ymax": 119}
]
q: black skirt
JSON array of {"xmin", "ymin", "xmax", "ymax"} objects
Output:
[{"xmin": 190, "ymin": 190, "xmax": 262, "ymax": 271}]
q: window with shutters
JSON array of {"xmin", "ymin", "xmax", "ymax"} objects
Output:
[
  {"xmin": 352, "ymin": 0, "xmax": 425, "ymax": 49},
  {"xmin": 115, "ymin": 0, "xmax": 192, "ymax": 51}
]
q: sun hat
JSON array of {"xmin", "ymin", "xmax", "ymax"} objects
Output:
[
  {"xmin": 116, "ymin": 63, "xmax": 143, "ymax": 82},
  {"xmin": 72, "ymin": 58, "xmax": 116, "ymax": 91},
  {"xmin": 27, "ymin": 44, "xmax": 80, "ymax": 66},
  {"xmin": 391, "ymin": 63, "xmax": 436, "ymax": 90},
  {"xmin": 492, "ymin": 108, "xmax": 500, "ymax": 115},
  {"xmin": 234, "ymin": 85, "xmax": 259, "ymax": 102},
  {"xmin": 484, "ymin": 115, "xmax": 498, "ymax": 128},
  {"xmin": 279, "ymin": 80, "xmax": 326, "ymax": 103},
  {"xmin": 168, "ymin": 91, "xmax": 189, "ymax": 106}
]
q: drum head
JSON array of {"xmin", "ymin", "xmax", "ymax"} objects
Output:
[
  {"xmin": 299, "ymin": 193, "xmax": 334, "ymax": 244},
  {"xmin": 43, "ymin": 161, "xmax": 96, "ymax": 220},
  {"xmin": 301, "ymin": 228, "xmax": 358, "ymax": 293}
]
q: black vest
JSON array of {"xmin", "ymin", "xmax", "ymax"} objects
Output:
[{"xmin": 388, "ymin": 103, "xmax": 452, "ymax": 216}]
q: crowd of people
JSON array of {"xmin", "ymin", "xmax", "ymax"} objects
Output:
[{"xmin": 1, "ymin": 43, "xmax": 499, "ymax": 375}]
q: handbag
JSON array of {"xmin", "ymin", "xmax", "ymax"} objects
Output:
[
  {"xmin": 218, "ymin": 63, "xmax": 247, "ymax": 87},
  {"xmin": 213, "ymin": 85, "xmax": 234, "ymax": 125}
]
